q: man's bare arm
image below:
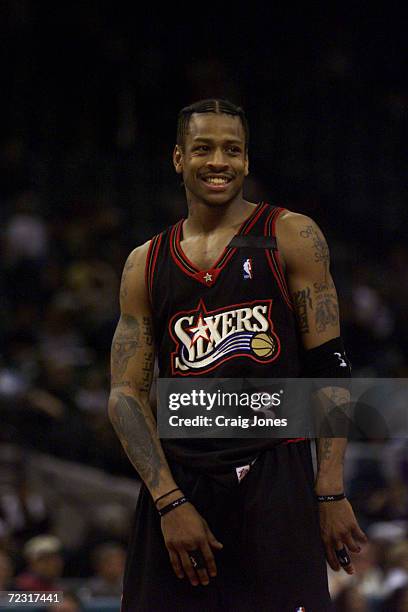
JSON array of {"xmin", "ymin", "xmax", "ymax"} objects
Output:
[
  {"xmin": 277, "ymin": 212, "xmax": 367, "ymax": 572},
  {"xmin": 108, "ymin": 242, "xmax": 223, "ymax": 586},
  {"xmin": 277, "ymin": 213, "xmax": 346, "ymax": 486},
  {"xmin": 108, "ymin": 243, "xmax": 178, "ymax": 498}
]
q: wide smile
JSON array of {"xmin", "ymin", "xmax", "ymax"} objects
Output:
[{"xmin": 200, "ymin": 175, "xmax": 233, "ymax": 191}]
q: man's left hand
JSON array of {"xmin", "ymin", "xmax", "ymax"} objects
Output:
[{"xmin": 318, "ymin": 498, "xmax": 368, "ymax": 574}]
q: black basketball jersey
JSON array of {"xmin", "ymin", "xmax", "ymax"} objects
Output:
[{"xmin": 146, "ymin": 202, "xmax": 305, "ymax": 471}]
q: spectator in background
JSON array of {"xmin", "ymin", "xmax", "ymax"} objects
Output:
[
  {"xmin": 0, "ymin": 471, "xmax": 51, "ymax": 553},
  {"xmin": 15, "ymin": 535, "xmax": 64, "ymax": 591},
  {"xmin": 381, "ymin": 540, "xmax": 408, "ymax": 599},
  {"xmin": 82, "ymin": 542, "xmax": 126, "ymax": 597}
]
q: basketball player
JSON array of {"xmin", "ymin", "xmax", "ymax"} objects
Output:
[{"xmin": 109, "ymin": 100, "xmax": 367, "ymax": 611}]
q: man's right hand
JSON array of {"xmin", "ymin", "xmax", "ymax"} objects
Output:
[{"xmin": 159, "ymin": 495, "xmax": 223, "ymax": 586}]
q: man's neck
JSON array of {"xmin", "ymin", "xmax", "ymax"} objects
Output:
[{"xmin": 184, "ymin": 195, "xmax": 256, "ymax": 236}]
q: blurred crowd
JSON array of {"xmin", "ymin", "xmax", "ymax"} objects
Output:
[{"xmin": 1, "ymin": 2, "xmax": 407, "ymax": 610}]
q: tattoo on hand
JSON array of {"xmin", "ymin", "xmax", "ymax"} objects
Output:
[
  {"xmin": 109, "ymin": 393, "xmax": 163, "ymax": 489},
  {"xmin": 293, "ymin": 287, "xmax": 312, "ymax": 333},
  {"xmin": 111, "ymin": 314, "xmax": 140, "ymax": 378}
]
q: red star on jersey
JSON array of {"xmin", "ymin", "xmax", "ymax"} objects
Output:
[{"xmin": 186, "ymin": 314, "xmax": 210, "ymax": 347}]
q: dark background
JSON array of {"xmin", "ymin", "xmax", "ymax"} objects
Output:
[{"xmin": 0, "ymin": 3, "xmax": 408, "ymax": 609}]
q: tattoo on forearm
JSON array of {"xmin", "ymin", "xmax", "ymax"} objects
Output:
[
  {"xmin": 111, "ymin": 381, "xmax": 133, "ymax": 389},
  {"xmin": 321, "ymin": 438, "xmax": 332, "ymax": 461},
  {"xmin": 109, "ymin": 392, "xmax": 164, "ymax": 488},
  {"xmin": 293, "ymin": 287, "xmax": 312, "ymax": 333},
  {"xmin": 111, "ymin": 314, "xmax": 140, "ymax": 378}
]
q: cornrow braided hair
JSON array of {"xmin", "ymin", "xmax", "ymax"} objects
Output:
[{"xmin": 176, "ymin": 99, "xmax": 249, "ymax": 152}]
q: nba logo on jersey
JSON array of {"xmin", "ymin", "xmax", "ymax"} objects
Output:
[
  {"xmin": 243, "ymin": 258, "xmax": 253, "ymax": 279},
  {"xmin": 235, "ymin": 464, "xmax": 251, "ymax": 482},
  {"xmin": 295, "ymin": 607, "xmax": 306, "ymax": 611}
]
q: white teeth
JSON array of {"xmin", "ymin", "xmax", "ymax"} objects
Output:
[{"xmin": 204, "ymin": 177, "xmax": 229, "ymax": 184}]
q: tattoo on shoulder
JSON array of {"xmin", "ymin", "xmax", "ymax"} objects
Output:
[
  {"xmin": 300, "ymin": 225, "xmax": 329, "ymax": 264},
  {"xmin": 300, "ymin": 224, "xmax": 330, "ymax": 283},
  {"xmin": 111, "ymin": 314, "xmax": 140, "ymax": 378},
  {"xmin": 120, "ymin": 256, "xmax": 135, "ymax": 301},
  {"xmin": 293, "ymin": 287, "xmax": 312, "ymax": 333}
]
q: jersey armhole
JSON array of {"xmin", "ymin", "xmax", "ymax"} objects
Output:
[
  {"xmin": 145, "ymin": 233, "xmax": 163, "ymax": 306},
  {"xmin": 264, "ymin": 206, "xmax": 293, "ymax": 310}
]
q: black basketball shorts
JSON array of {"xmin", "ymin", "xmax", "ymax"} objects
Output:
[{"xmin": 121, "ymin": 441, "xmax": 332, "ymax": 612}]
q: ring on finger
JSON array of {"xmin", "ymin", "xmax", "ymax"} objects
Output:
[
  {"xmin": 188, "ymin": 549, "xmax": 206, "ymax": 570},
  {"xmin": 335, "ymin": 547, "xmax": 351, "ymax": 566}
]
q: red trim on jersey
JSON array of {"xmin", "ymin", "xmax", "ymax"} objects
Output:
[
  {"xmin": 149, "ymin": 233, "xmax": 163, "ymax": 301},
  {"xmin": 283, "ymin": 438, "xmax": 307, "ymax": 445},
  {"xmin": 168, "ymin": 297, "xmax": 281, "ymax": 376},
  {"xmin": 264, "ymin": 206, "xmax": 293, "ymax": 310},
  {"xmin": 169, "ymin": 202, "xmax": 268, "ymax": 285},
  {"xmin": 270, "ymin": 207, "xmax": 292, "ymax": 303},
  {"xmin": 170, "ymin": 223, "xmax": 221, "ymax": 286},
  {"xmin": 242, "ymin": 201, "xmax": 268, "ymax": 235},
  {"xmin": 145, "ymin": 238, "xmax": 156, "ymax": 303},
  {"xmin": 265, "ymin": 250, "xmax": 293, "ymax": 310}
]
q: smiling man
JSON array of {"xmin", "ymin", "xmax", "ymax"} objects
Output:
[{"xmin": 109, "ymin": 99, "xmax": 367, "ymax": 611}]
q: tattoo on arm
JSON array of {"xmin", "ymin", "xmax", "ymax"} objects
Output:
[
  {"xmin": 300, "ymin": 224, "xmax": 330, "ymax": 283},
  {"xmin": 314, "ymin": 287, "xmax": 339, "ymax": 332},
  {"xmin": 140, "ymin": 317, "xmax": 154, "ymax": 395},
  {"xmin": 111, "ymin": 381, "xmax": 133, "ymax": 389},
  {"xmin": 120, "ymin": 257, "xmax": 135, "ymax": 301},
  {"xmin": 109, "ymin": 392, "xmax": 164, "ymax": 489},
  {"xmin": 293, "ymin": 287, "xmax": 313, "ymax": 333},
  {"xmin": 111, "ymin": 314, "xmax": 140, "ymax": 378},
  {"xmin": 321, "ymin": 438, "xmax": 333, "ymax": 461}
]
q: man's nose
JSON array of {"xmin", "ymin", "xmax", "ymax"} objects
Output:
[{"xmin": 206, "ymin": 148, "xmax": 228, "ymax": 169}]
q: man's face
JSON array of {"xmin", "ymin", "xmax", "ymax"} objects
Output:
[{"xmin": 173, "ymin": 113, "xmax": 249, "ymax": 206}]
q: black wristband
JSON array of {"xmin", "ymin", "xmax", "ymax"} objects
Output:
[
  {"xmin": 158, "ymin": 496, "xmax": 188, "ymax": 517},
  {"xmin": 316, "ymin": 493, "xmax": 346, "ymax": 502},
  {"xmin": 154, "ymin": 488, "xmax": 181, "ymax": 506}
]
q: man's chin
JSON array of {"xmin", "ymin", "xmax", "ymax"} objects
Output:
[{"xmin": 194, "ymin": 189, "xmax": 242, "ymax": 208}]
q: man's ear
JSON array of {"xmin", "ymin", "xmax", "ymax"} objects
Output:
[
  {"xmin": 244, "ymin": 154, "xmax": 249, "ymax": 176},
  {"xmin": 173, "ymin": 145, "xmax": 183, "ymax": 174}
]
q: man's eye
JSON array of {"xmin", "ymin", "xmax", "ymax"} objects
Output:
[
  {"xmin": 195, "ymin": 145, "xmax": 209, "ymax": 152},
  {"xmin": 226, "ymin": 146, "xmax": 241, "ymax": 154}
]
